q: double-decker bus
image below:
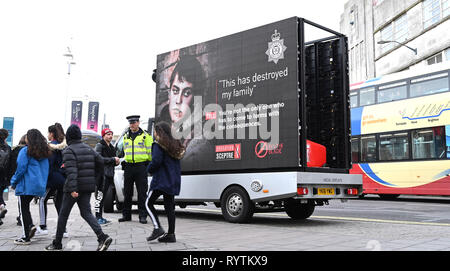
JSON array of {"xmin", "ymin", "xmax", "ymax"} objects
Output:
[{"xmin": 350, "ymin": 62, "xmax": 450, "ymax": 198}]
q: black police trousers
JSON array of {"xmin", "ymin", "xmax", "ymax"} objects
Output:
[{"xmin": 122, "ymin": 163, "xmax": 148, "ymax": 219}]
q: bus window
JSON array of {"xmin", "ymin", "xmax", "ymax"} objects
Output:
[
  {"xmin": 359, "ymin": 87, "xmax": 375, "ymax": 106},
  {"xmin": 351, "ymin": 137, "xmax": 360, "ymax": 163},
  {"xmin": 410, "ymin": 75, "xmax": 449, "ymax": 97},
  {"xmin": 350, "ymin": 91, "xmax": 358, "ymax": 108},
  {"xmin": 377, "ymin": 84, "xmax": 407, "ymax": 103},
  {"xmin": 379, "ymin": 132, "xmax": 409, "ymax": 161},
  {"xmin": 361, "ymin": 135, "xmax": 377, "ymax": 162},
  {"xmin": 412, "ymin": 127, "xmax": 446, "ymax": 159}
]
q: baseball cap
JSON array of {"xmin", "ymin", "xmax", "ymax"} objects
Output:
[{"xmin": 101, "ymin": 128, "xmax": 113, "ymax": 137}]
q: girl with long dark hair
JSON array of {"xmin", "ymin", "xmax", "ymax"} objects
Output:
[
  {"xmin": 146, "ymin": 121, "xmax": 185, "ymax": 243},
  {"xmin": 37, "ymin": 123, "xmax": 67, "ymax": 236},
  {"xmin": 10, "ymin": 129, "xmax": 51, "ymax": 245}
]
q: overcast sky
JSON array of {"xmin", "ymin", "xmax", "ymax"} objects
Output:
[{"xmin": 0, "ymin": 0, "xmax": 347, "ymax": 145}]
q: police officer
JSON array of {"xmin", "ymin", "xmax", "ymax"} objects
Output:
[{"xmin": 119, "ymin": 115, "xmax": 153, "ymax": 224}]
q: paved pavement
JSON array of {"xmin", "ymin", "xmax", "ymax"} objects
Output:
[{"xmin": 1, "ymin": 191, "xmax": 450, "ymax": 251}]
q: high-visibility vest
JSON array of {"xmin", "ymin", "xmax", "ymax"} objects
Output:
[{"xmin": 123, "ymin": 129, "xmax": 153, "ymax": 163}]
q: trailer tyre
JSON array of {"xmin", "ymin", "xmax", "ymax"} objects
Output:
[
  {"xmin": 221, "ymin": 186, "xmax": 254, "ymax": 223},
  {"xmin": 284, "ymin": 199, "xmax": 315, "ymax": 220}
]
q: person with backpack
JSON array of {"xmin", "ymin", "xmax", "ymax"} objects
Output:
[
  {"xmin": 36, "ymin": 123, "xmax": 67, "ymax": 236},
  {"xmin": 10, "ymin": 129, "xmax": 51, "ymax": 244},
  {"xmin": 7, "ymin": 134, "xmax": 27, "ymax": 226},
  {"xmin": 145, "ymin": 121, "xmax": 185, "ymax": 243},
  {"xmin": 45, "ymin": 124, "xmax": 112, "ymax": 251},
  {"xmin": 0, "ymin": 129, "xmax": 11, "ymax": 226}
]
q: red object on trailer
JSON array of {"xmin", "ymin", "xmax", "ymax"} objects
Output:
[{"xmin": 306, "ymin": 140, "xmax": 326, "ymax": 167}]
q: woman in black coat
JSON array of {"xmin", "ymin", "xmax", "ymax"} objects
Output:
[{"xmin": 145, "ymin": 121, "xmax": 185, "ymax": 243}]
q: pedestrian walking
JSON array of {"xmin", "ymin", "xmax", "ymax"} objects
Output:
[
  {"xmin": 94, "ymin": 128, "xmax": 119, "ymax": 225},
  {"xmin": 7, "ymin": 134, "xmax": 27, "ymax": 226},
  {"xmin": 0, "ymin": 129, "xmax": 11, "ymax": 226},
  {"xmin": 119, "ymin": 115, "xmax": 153, "ymax": 224},
  {"xmin": 10, "ymin": 129, "xmax": 51, "ymax": 245},
  {"xmin": 45, "ymin": 124, "xmax": 112, "ymax": 251},
  {"xmin": 37, "ymin": 123, "xmax": 67, "ymax": 236},
  {"xmin": 145, "ymin": 121, "xmax": 185, "ymax": 243}
]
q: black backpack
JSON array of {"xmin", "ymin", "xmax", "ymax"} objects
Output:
[{"xmin": 0, "ymin": 146, "xmax": 10, "ymax": 171}]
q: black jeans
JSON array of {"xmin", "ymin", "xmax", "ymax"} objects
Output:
[
  {"xmin": 54, "ymin": 192, "xmax": 104, "ymax": 244},
  {"xmin": 94, "ymin": 176, "xmax": 113, "ymax": 219},
  {"xmin": 17, "ymin": 195, "xmax": 34, "ymax": 240},
  {"xmin": 145, "ymin": 189, "xmax": 176, "ymax": 234},
  {"xmin": 0, "ymin": 185, "xmax": 7, "ymax": 206},
  {"xmin": 123, "ymin": 164, "xmax": 148, "ymax": 219}
]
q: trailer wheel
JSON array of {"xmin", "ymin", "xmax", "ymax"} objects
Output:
[
  {"xmin": 284, "ymin": 199, "xmax": 315, "ymax": 220},
  {"xmin": 221, "ymin": 186, "xmax": 254, "ymax": 223}
]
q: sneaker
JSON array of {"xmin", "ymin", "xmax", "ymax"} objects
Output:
[
  {"xmin": 0, "ymin": 205, "xmax": 7, "ymax": 219},
  {"xmin": 97, "ymin": 235, "xmax": 113, "ymax": 251},
  {"xmin": 97, "ymin": 218, "xmax": 112, "ymax": 226},
  {"xmin": 35, "ymin": 226, "xmax": 49, "ymax": 236},
  {"xmin": 14, "ymin": 238, "xmax": 31, "ymax": 245},
  {"xmin": 146, "ymin": 228, "xmax": 165, "ymax": 242},
  {"xmin": 158, "ymin": 233, "xmax": 176, "ymax": 243},
  {"xmin": 28, "ymin": 225, "xmax": 37, "ymax": 240},
  {"xmin": 45, "ymin": 241, "xmax": 63, "ymax": 251}
]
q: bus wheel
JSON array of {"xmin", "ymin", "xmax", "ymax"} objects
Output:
[
  {"xmin": 221, "ymin": 186, "xmax": 254, "ymax": 223},
  {"xmin": 284, "ymin": 199, "xmax": 315, "ymax": 220}
]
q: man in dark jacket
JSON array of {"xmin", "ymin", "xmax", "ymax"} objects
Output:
[
  {"xmin": 45, "ymin": 125, "xmax": 112, "ymax": 251},
  {"xmin": 94, "ymin": 128, "xmax": 119, "ymax": 225}
]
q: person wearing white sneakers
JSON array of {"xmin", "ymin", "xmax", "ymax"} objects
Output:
[{"xmin": 36, "ymin": 123, "xmax": 67, "ymax": 237}]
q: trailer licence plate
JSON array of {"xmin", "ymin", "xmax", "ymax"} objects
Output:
[{"xmin": 317, "ymin": 188, "xmax": 335, "ymax": 195}]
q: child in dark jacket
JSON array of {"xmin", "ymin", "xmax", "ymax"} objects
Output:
[{"xmin": 146, "ymin": 121, "xmax": 185, "ymax": 243}]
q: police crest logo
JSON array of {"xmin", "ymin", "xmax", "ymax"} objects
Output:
[{"xmin": 265, "ymin": 29, "xmax": 287, "ymax": 64}]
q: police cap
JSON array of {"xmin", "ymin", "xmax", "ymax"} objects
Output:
[{"xmin": 126, "ymin": 115, "xmax": 140, "ymax": 123}]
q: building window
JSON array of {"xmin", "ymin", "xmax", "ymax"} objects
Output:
[
  {"xmin": 379, "ymin": 132, "xmax": 410, "ymax": 161},
  {"xmin": 380, "ymin": 14, "xmax": 408, "ymax": 54},
  {"xmin": 380, "ymin": 24, "xmax": 394, "ymax": 53},
  {"xmin": 361, "ymin": 135, "xmax": 377, "ymax": 162},
  {"xmin": 443, "ymin": 0, "xmax": 449, "ymax": 17},
  {"xmin": 410, "ymin": 73, "xmax": 449, "ymax": 97},
  {"xmin": 394, "ymin": 14, "xmax": 408, "ymax": 43},
  {"xmin": 423, "ymin": 0, "xmax": 449, "ymax": 28},
  {"xmin": 412, "ymin": 127, "xmax": 446, "ymax": 159},
  {"xmin": 445, "ymin": 48, "xmax": 450, "ymax": 61},
  {"xmin": 427, "ymin": 52, "xmax": 443, "ymax": 65}
]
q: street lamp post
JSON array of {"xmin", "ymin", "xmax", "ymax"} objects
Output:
[
  {"xmin": 63, "ymin": 47, "xmax": 76, "ymax": 128},
  {"xmin": 378, "ymin": 40, "xmax": 417, "ymax": 55}
]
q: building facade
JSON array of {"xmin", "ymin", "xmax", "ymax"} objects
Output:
[{"xmin": 340, "ymin": 0, "xmax": 450, "ymax": 83}]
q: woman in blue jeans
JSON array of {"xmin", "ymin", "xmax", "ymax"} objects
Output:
[{"xmin": 145, "ymin": 121, "xmax": 185, "ymax": 243}]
